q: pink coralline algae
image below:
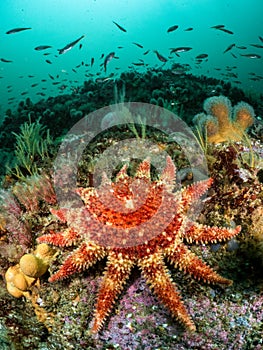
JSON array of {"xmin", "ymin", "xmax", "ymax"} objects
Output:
[{"xmin": 99, "ymin": 277, "xmax": 263, "ymax": 349}]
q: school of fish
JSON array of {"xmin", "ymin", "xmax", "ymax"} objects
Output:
[{"xmin": 1, "ymin": 22, "xmax": 263, "ymax": 106}]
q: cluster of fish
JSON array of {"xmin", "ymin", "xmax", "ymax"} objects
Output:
[
  {"xmin": 2, "ymin": 22, "xmax": 263, "ymax": 105},
  {"xmin": 222, "ymin": 39, "xmax": 262, "ymax": 59},
  {"xmin": 211, "ymin": 24, "xmax": 234, "ymax": 35},
  {"xmin": 2, "ymin": 27, "xmax": 117, "ymax": 73}
]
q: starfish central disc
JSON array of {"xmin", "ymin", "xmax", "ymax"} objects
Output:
[{"xmin": 65, "ymin": 157, "xmax": 179, "ymax": 248}]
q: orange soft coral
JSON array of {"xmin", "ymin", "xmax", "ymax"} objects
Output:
[{"xmin": 194, "ymin": 96, "xmax": 255, "ymax": 143}]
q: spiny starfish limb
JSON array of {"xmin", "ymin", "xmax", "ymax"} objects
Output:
[
  {"xmin": 48, "ymin": 242, "xmax": 107, "ymax": 282},
  {"xmin": 115, "ymin": 164, "xmax": 129, "ymax": 182},
  {"xmin": 159, "ymin": 156, "xmax": 176, "ymax": 190},
  {"xmin": 134, "ymin": 157, "xmax": 151, "ymax": 179},
  {"xmin": 91, "ymin": 251, "xmax": 135, "ymax": 333},
  {"xmin": 167, "ymin": 243, "xmax": 232, "ymax": 285},
  {"xmin": 50, "ymin": 208, "xmax": 68, "ymax": 223},
  {"xmin": 183, "ymin": 222, "xmax": 241, "ymax": 244},
  {"xmin": 37, "ymin": 228, "xmax": 81, "ymax": 247},
  {"xmin": 180, "ymin": 178, "xmax": 213, "ymax": 211},
  {"xmin": 139, "ymin": 252, "xmax": 196, "ymax": 331}
]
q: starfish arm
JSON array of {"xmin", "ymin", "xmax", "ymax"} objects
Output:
[
  {"xmin": 50, "ymin": 208, "xmax": 68, "ymax": 223},
  {"xmin": 180, "ymin": 178, "xmax": 213, "ymax": 211},
  {"xmin": 37, "ymin": 228, "xmax": 81, "ymax": 247},
  {"xmin": 166, "ymin": 243, "xmax": 232, "ymax": 285},
  {"xmin": 183, "ymin": 221, "xmax": 241, "ymax": 244},
  {"xmin": 160, "ymin": 155, "xmax": 176, "ymax": 188},
  {"xmin": 91, "ymin": 251, "xmax": 135, "ymax": 333},
  {"xmin": 49, "ymin": 241, "xmax": 107, "ymax": 282},
  {"xmin": 135, "ymin": 157, "xmax": 151, "ymax": 179},
  {"xmin": 138, "ymin": 252, "xmax": 196, "ymax": 331}
]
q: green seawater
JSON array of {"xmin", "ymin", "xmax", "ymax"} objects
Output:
[{"xmin": 0, "ymin": 0, "xmax": 262, "ymax": 113}]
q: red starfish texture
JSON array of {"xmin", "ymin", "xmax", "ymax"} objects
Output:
[{"xmin": 37, "ymin": 156, "xmax": 241, "ymax": 333}]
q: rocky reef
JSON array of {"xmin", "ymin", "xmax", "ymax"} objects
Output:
[{"xmin": 0, "ymin": 67, "xmax": 263, "ymax": 349}]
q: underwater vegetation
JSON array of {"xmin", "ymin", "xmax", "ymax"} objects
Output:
[{"xmin": 9, "ymin": 117, "xmax": 53, "ymax": 180}]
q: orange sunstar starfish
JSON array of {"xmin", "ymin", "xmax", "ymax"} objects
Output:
[{"xmin": 37, "ymin": 156, "xmax": 241, "ymax": 333}]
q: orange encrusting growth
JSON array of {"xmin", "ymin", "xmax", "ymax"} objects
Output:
[{"xmin": 37, "ymin": 156, "xmax": 241, "ymax": 333}]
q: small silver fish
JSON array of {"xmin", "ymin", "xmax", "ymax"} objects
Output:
[
  {"xmin": 112, "ymin": 21, "xmax": 127, "ymax": 32},
  {"xmin": 250, "ymin": 43, "xmax": 263, "ymax": 48},
  {"xmin": 249, "ymin": 77, "xmax": 261, "ymax": 81},
  {"xmin": 104, "ymin": 52, "xmax": 115, "ymax": 72},
  {"xmin": 58, "ymin": 35, "xmax": 85, "ymax": 55},
  {"xmin": 223, "ymin": 43, "xmax": 235, "ymax": 53},
  {"xmin": 170, "ymin": 47, "xmax": 192, "ymax": 53},
  {"xmin": 132, "ymin": 62, "xmax": 144, "ymax": 66},
  {"xmin": 240, "ymin": 53, "xmax": 261, "ymax": 59},
  {"xmin": 154, "ymin": 50, "xmax": 168, "ymax": 62},
  {"xmin": 211, "ymin": 24, "xmax": 225, "ymax": 29},
  {"xmin": 6, "ymin": 27, "xmax": 31, "ymax": 34},
  {"xmin": 196, "ymin": 53, "xmax": 208, "ymax": 59},
  {"xmin": 34, "ymin": 45, "xmax": 52, "ymax": 51},
  {"xmin": 0, "ymin": 58, "xmax": 12, "ymax": 63},
  {"xmin": 218, "ymin": 28, "xmax": 234, "ymax": 35},
  {"xmin": 132, "ymin": 42, "xmax": 143, "ymax": 48},
  {"xmin": 172, "ymin": 68, "xmax": 186, "ymax": 75},
  {"xmin": 167, "ymin": 25, "xmax": 178, "ymax": 33}
]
